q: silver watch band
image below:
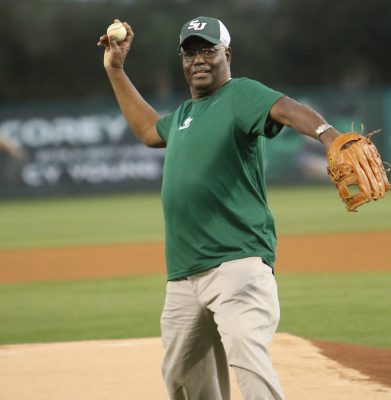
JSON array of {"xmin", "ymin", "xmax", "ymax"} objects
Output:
[{"xmin": 315, "ymin": 123, "xmax": 333, "ymax": 140}]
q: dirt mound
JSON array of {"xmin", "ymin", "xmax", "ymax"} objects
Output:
[{"xmin": 1, "ymin": 334, "xmax": 390, "ymax": 400}]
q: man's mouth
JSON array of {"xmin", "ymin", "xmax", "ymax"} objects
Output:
[{"xmin": 192, "ymin": 69, "xmax": 210, "ymax": 76}]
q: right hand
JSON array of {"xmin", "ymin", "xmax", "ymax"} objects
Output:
[{"xmin": 97, "ymin": 19, "xmax": 134, "ymax": 70}]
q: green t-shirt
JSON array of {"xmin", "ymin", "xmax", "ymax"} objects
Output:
[{"xmin": 156, "ymin": 77, "xmax": 284, "ymax": 280}]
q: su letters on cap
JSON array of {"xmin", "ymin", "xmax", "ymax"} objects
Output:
[{"xmin": 188, "ymin": 20, "xmax": 207, "ymax": 31}]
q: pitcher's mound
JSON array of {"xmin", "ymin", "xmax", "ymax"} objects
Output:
[{"xmin": 1, "ymin": 333, "xmax": 390, "ymax": 400}]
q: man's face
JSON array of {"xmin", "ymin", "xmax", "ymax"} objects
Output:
[{"xmin": 180, "ymin": 37, "xmax": 232, "ymax": 99}]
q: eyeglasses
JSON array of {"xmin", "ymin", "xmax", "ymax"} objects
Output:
[{"xmin": 178, "ymin": 47, "xmax": 224, "ymax": 62}]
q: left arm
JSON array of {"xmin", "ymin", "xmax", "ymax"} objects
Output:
[
  {"xmin": 270, "ymin": 96, "xmax": 390, "ymax": 211},
  {"xmin": 269, "ymin": 96, "xmax": 340, "ymax": 148}
]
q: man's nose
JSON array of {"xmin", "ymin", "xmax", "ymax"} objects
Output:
[{"xmin": 193, "ymin": 52, "xmax": 206, "ymax": 64}]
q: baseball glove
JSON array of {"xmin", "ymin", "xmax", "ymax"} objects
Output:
[{"xmin": 326, "ymin": 130, "xmax": 390, "ymax": 212}]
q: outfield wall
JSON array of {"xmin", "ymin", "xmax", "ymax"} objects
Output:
[{"xmin": 0, "ymin": 88, "xmax": 390, "ymax": 198}]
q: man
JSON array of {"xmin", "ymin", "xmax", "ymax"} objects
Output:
[
  {"xmin": 0, "ymin": 135, "xmax": 26, "ymax": 184},
  {"xmin": 98, "ymin": 16, "xmax": 340, "ymax": 400}
]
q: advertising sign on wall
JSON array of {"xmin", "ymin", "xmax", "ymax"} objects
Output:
[
  {"xmin": 0, "ymin": 102, "xmax": 165, "ymax": 197},
  {"xmin": 0, "ymin": 89, "xmax": 389, "ymax": 198}
]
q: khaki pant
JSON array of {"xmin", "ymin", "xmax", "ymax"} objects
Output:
[{"xmin": 160, "ymin": 257, "xmax": 285, "ymax": 400}]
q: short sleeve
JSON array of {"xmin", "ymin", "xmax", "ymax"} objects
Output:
[
  {"xmin": 156, "ymin": 112, "xmax": 175, "ymax": 143},
  {"xmin": 232, "ymin": 78, "xmax": 284, "ymax": 138}
]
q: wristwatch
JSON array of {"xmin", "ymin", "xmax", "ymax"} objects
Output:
[{"xmin": 315, "ymin": 123, "xmax": 333, "ymax": 140}]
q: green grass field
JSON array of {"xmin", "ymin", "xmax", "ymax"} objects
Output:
[
  {"xmin": 0, "ymin": 273, "xmax": 390, "ymax": 348},
  {"xmin": 0, "ymin": 186, "xmax": 390, "ymax": 347},
  {"xmin": 1, "ymin": 186, "xmax": 390, "ymax": 250}
]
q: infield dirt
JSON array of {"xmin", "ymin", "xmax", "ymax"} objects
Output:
[
  {"xmin": 0, "ymin": 231, "xmax": 390, "ymax": 399},
  {"xmin": 0, "ymin": 231, "xmax": 389, "ymax": 282}
]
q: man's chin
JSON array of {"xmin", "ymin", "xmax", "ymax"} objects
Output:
[
  {"xmin": 192, "ymin": 76, "xmax": 210, "ymax": 85},
  {"xmin": 191, "ymin": 78, "xmax": 213, "ymax": 91}
]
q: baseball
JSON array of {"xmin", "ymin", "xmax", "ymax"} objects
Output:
[{"xmin": 107, "ymin": 22, "xmax": 127, "ymax": 43}]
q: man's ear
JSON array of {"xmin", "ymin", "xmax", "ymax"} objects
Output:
[{"xmin": 225, "ymin": 47, "xmax": 232, "ymax": 66}]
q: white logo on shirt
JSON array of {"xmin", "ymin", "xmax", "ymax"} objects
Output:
[
  {"xmin": 188, "ymin": 20, "xmax": 207, "ymax": 31},
  {"xmin": 178, "ymin": 117, "xmax": 193, "ymax": 130}
]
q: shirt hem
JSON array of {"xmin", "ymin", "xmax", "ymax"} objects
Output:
[{"xmin": 166, "ymin": 252, "xmax": 274, "ymax": 281}]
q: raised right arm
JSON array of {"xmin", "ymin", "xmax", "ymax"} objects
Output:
[{"xmin": 97, "ymin": 20, "xmax": 166, "ymax": 148}]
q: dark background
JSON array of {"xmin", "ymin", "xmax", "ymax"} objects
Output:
[{"xmin": 1, "ymin": 0, "xmax": 390, "ymax": 102}]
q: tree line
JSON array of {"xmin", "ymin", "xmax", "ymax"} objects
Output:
[{"xmin": 1, "ymin": 0, "xmax": 390, "ymax": 102}]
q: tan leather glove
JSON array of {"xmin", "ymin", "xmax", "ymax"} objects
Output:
[{"xmin": 327, "ymin": 131, "xmax": 390, "ymax": 211}]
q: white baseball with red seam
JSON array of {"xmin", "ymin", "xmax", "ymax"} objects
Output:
[{"xmin": 107, "ymin": 22, "xmax": 127, "ymax": 43}]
